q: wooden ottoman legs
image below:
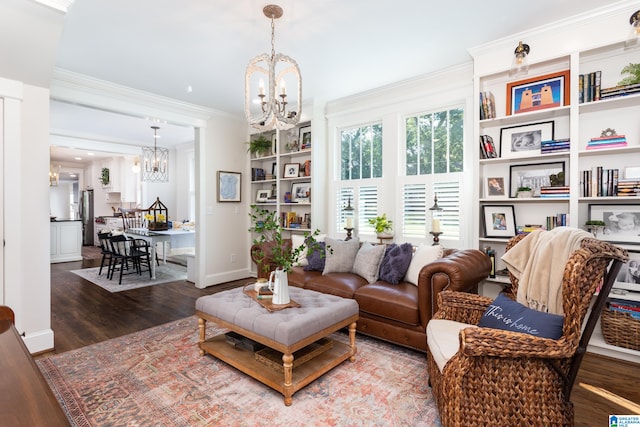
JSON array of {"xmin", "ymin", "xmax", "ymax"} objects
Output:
[
  {"xmin": 283, "ymin": 353, "xmax": 294, "ymax": 406},
  {"xmin": 198, "ymin": 317, "xmax": 206, "ymax": 356},
  {"xmin": 349, "ymin": 322, "xmax": 357, "ymax": 362}
]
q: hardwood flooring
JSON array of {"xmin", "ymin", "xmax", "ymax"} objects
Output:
[{"xmin": 42, "ymin": 249, "xmax": 639, "ymax": 425}]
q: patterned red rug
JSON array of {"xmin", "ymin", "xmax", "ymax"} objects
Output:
[{"xmin": 37, "ymin": 317, "xmax": 441, "ymax": 426}]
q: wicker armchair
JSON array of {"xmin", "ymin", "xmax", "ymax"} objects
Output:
[{"xmin": 426, "ymin": 234, "xmax": 628, "ymax": 426}]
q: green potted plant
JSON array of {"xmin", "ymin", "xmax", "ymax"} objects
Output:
[
  {"xmin": 248, "ymin": 205, "xmax": 321, "ymax": 275},
  {"xmin": 516, "ymin": 186, "xmax": 533, "ymax": 198},
  {"xmin": 584, "ymin": 220, "xmax": 606, "ymax": 237},
  {"xmin": 369, "ymin": 213, "xmax": 393, "ymax": 237},
  {"xmin": 99, "ymin": 167, "xmax": 110, "ymax": 186},
  {"xmin": 247, "ymin": 135, "xmax": 272, "ymax": 158}
]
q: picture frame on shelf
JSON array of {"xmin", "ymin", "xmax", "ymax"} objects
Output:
[
  {"xmin": 485, "ymin": 176, "xmax": 506, "ymax": 198},
  {"xmin": 299, "ymin": 125, "xmax": 312, "ymax": 149},
  {"xmin": 256, "ymin": 189, "xmax": 270, "ymax": 203},
  {"xmin": 304, "ymin": 213, "xmax": 311, "ymax": 228},
  {"xmin": 217, "ymin": 171, "xmax": 241, "ymax": 202},
  {"xmin": 509, "ymin": 161, "xmax": 565, "ymax": 198},
  {"xmin": 482, "ymin": 205, "xmax": 517, "ymax": 238},
  {"xmin": 613, "ymin": 250, "xmax": 640, "ymax": 290},
  {"xmin": 283, "ymin": 163, "xmax": 300, "ymax": 178},
  {"xmin": 588, "ymin": 204, "xmax": 640, "ymax": 245},
  {"xmin": 506, "ymin": 70, "xmax": 570, "ymax": 116},
  {"xmin": 499, "ymin": 121, "xmax": 554, "ymax": 159},
  {"xmin": 271, "ymin": 133, "xmax": 277, "ymax": 154},
  {"xmin": 291, "ymin": 182, "xmax": 311, "ymax": 203}
]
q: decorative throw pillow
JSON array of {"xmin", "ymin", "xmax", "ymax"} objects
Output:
[
  {"xmin": 292, "ymin": 233, "xmax": 326, "ymax": 267},
  {"xmin": 322, "ymin": 237, "xmax": 360, "ymax": 275},
  {"xmin": 378, "ymin": 243, "xmax": 414, "ymax": 284},
  {"xmin": 478, "ymin": 293, "xmax": 564, "ymax": 339},
  {"xmin": 304, "ymin": 242, "xmax": 326, "ymax": 272},
  {"xmin": 404, "ymin": 244, "xmax": 444, "ymax": 285},
  {"xmin": 352, "ymin": 242, "xmax": 387, "ymax": 283}
]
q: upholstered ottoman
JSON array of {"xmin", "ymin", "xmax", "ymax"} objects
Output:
[{"xmin": 195, "ymin": 286, "xmax": 359, "ymax": 405}]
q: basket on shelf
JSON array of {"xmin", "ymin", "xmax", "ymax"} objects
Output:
[
  {"xmin": 600, "ymin": 306, "xmax": 640, "ymax": 351},
  {"xmin": 146, "ymin": 197, "xmax": 168, "ymax": 231}
]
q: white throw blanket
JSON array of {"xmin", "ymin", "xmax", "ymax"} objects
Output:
[{"xmin": 501, "ymin": 227, "xmax": 592, "ymax": 315}]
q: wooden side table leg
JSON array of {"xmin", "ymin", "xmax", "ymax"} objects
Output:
[
  {"xmin": 282, "ymin": 353, "xmax": 294, "ymax": 406},
  {"xmin": 198, "ymin": 317, "xmax": 206, "ymax": 356},
  {"xmin": 349, "ymin": 321, "xmax": 357, "ymax": 362}
]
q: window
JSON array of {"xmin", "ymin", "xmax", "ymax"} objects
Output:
[
  {"xmin": 335, "ymin": 186, "xmax": 379, "ymax": 234},
  {"xmin": 401, "ymin": 181, "xmax": 461, "ymax": 239},
  {"xmin": 340, "ymin": 123, "xmax": 383, "ymax": 180},
  {"xmin": 406, "ymin": 108, "xmax": 463, "ymax": 175}
]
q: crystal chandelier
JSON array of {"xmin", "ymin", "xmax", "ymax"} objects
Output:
[
  {"xmin": 142, "ymin": 126, "xmax": 168, "ymax": 182},
  {"xmin": 245, "ymin": 4, "xmax": 301, "ymax": 131}
]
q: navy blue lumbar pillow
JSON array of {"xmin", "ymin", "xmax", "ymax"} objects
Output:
[
  {"xmin": 478, "ymin": 293, "xmax": 564, "ymax": 339},
  {"xmin": 377, "ymin": 242, "xmax": 413, "ymax": 284},
  {"xmin": 304, "ymin": 241, "xmax": 326, "ymax": 272}
]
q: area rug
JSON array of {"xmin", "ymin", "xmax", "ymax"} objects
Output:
[
  {"xmin": 70, "ymin": 263, "xmax": 187, "ymax": 292},
  {"xmin": 37, "ymin": 317, "xmax": 442, "ymax": 426}
]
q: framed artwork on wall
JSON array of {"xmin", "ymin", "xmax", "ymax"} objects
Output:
[
  {"xmin": 508, "ymin": 161, "xmax": 565, "ymax": 198},
  {"xmin": 588, "ymin": 204, "xmax": 640, "ymax": 245},
  {"xmin": 283, "ymin": 163, "xmax": 300, "ymax": 178},
  {"xmin": 291, "ymin": 182, "xmax": 311, "ymax": 202},
  {"xmin": 217, "ymin": 171, "xmax": 241, "ymax": 202}
]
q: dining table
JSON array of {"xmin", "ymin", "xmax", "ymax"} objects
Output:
[{"xmin": 125, "ymin": 228, "xmax": 195, "ymax": 279}]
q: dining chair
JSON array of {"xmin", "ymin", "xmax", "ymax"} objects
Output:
[
  {"xmin": 97, "ymin": 231, "xmax": 114, "ymax": 276},
  {"xmin": 109, "ymin": 235, "xmax": 150, "ymax": 284}
]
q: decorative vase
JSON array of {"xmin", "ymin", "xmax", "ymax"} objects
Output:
[
  {"xmin": 377, "ymin": 231, "xmax": 393, "ymax": 239},
  {"xmin": 516, "ymin": 191, "xmax": 533, "ymax": 198}
]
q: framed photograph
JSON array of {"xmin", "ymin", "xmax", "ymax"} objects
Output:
[
  {"xmin": 283, "ymin": 163, "xmax": 300, "ymax": 178},
  {"xmin": 303, "ymin": 213, "xmax": 311, "ymax": 228},
  {"xmin": 299, "ymin": 125, "xmax": 312, "ymax": 149},
  {"xmin": 485, "ymin": 176, "xmax": 506, "ymax": 198},
  {"xmin": 506, "ymin": 70, "xmax": 570, "ymax": 115},
  {"xmin": 588, "ymin": 204, "xmax": 640, "ymax": 245},
  {"xmin": 291, "ymin": 181, "xmax": 311, "ymax": 202},
  {"xmin": 217, "ymin": 171, "xmax": 241, "ymax": 202},
  {"xmin": 499, "ymin": 121, "xmax": 554, "ymax": 159},
  {"xmin": 613, "ymin": 250, "xmax": 640, "ymax": 292},
  {"xmin": 509, "ymin": 161, "xmax": 565, "ymax": 198},
  {"xmin": 482, "ymin": 205, "xmax": 517, "ymax": 238},
  {"xmin": 256, "ymin": 189, "xmax": 270, "ymax": 203}
]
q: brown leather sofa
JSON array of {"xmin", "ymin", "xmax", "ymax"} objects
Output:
[{"xmin": 250, "ymin": 241, "xmax": 491, "ymax": 352}]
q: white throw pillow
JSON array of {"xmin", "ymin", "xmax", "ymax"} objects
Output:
[
  {"xmin": 351, "ymin": 242, "xmax": 386, "ymax": 283},
  {"xmin": 404, "ymin": 244, "xmax": 444, "ymax": 285},
  {"xmin": 322, "ymin": 237, "xmax": 360, "ymax": 275}
]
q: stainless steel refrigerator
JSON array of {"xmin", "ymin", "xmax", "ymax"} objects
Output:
[{"xmin": 80, "ymin": 189, "xmax": 94, "ymax": 245}]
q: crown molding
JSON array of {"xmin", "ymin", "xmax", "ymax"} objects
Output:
[
  {"xmin": 32, "ymin": 0, "xmax": 75, "ymax": 13},
  {"xmin": 50, "ymin": 68, "xmax": 243, "ymax": 128}
]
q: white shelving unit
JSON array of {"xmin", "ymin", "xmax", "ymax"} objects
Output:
[
  {"xmin": 474, "ymin": 40, "xmax": 640, "ymax": 362},
  {"xmin": 249, "ymin": 121, "xmax": 313, "ymax": 235}
]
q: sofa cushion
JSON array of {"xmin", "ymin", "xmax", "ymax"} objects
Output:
[
  {"xmin": 405, "ymin": 244, "xmax": 444, "ymax": 285},
  {"xmin": 304, "ymin": 241, "xmax": 326, "ymax": 272},
  {"xmin": 292, "ymin": 233, "xmax": 326, "ymax": 267},
  {"xmin": 304, "ymin": 273, "xmax": 368, "ymax": 299},
  {"xmin": 354, "ymin": 281, "xmax": 420, "ymax": 326},
  {"xmin": 323, "ymin": 237, "xmax": 360, "ymax": 275},
  {"xmin": 378, "ymin": 243, "xmax": 413, "ymax": 285},
  {"xmin": 352, "ymin": 242, "xmax": 386, "ymax": 283},
  {"xmin": 478, "ymin": 293, "xmax": 564, "ymax": 339}
]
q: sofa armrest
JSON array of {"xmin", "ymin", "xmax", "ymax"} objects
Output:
[{"xmin": 416, "ymin": 249, "xmax": 491, "ymax": 327}]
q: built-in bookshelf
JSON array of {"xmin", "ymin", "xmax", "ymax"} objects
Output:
[{"xmin": 473, "ymin": 39, "xmax": 640, "ymax": 362}]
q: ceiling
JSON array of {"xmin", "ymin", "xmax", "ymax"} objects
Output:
[{"xmin": 49, "ymin": 0, "xmax": 623, "ymax": 166}]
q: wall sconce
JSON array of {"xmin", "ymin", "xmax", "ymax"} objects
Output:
[
  {"xmin": 628, "ymin": 10, "xmax": 640, "ymax": 45},
  {"xmin": 49, "ymin": 164, "xmax": 59, "ymax": 187},
  {"xmin": 510, "ymin": 41, "xmax": 530, "ymax": 77}
]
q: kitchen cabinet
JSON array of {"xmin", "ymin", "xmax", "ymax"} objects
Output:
[{"xmin": 50, "ymin": 220, "xmax": 82, "ymax": 263}]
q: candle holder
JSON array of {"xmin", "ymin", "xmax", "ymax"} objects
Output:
[
  {"xmin": 429, "ymin": 231, "xmax": 442, "ymax": 245},
  {"xmin": 344, "ymin": 227, "xmax": 354, "ymax": 241}
]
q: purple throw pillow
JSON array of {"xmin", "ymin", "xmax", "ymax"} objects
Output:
[
  {"xmin": 304, "ymin": 241, "xmax": 326, "ymax": 271},
  {"xmin": 378, "ymin": 242, "xmax": 413, "ymax": 284}
]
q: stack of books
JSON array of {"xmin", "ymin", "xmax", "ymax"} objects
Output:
[
  {"xmin": 581, "ymin": 167, "xmax": 620, "ymax": 197},
  {"xmin": 578, "ymin": 71, "xmax": 601, "ymax": 103},
  {"xmin": 479, "ymin": 135, "xmax": 498, "ymax": 159},
  {"xmin": 617, "ymin": 178, "xmax": 640, "ymax": 197},
  {"xmin": 546, "ymin": 214, "xmax": 567, "ymax": 230},
  {"xmin": 479, "ymin": 91, "xmax": 496, "ymax": 120},
  {"xmin": 601, "ymin": 83, "xmax": 640, "ymax": 100},
  {"xmin": 539, "ymin": 186, "xmax": 570, "ymax": 198},
  {"xmin": 609, "ymin": 299, "xmax": 640, "ymax": 320},
  {"xmin": 586, "ymin": 134, "xmax": 627, "ymax": 150},
  {"xmin": 541, "ymin": 138, "xmax": 570, "ymax": 154}
]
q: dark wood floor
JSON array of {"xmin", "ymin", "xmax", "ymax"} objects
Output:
[{"xmin": 42, "ymin": 249, "xmax": 640, "ymax": 425}]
